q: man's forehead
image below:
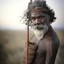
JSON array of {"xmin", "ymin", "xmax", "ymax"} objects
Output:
[
  {"xmin": 30, "ymin": 7, "xmax": 48, "ymax": 17},
  {"xmin": 31, "ymin": 12, "xmax": 47, "ymax": 17},
  {"xmin": 31, "ymin": 12, "xmax": 46, "ymax": 17}
]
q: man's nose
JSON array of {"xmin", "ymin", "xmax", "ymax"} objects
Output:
[{"xmin": 35, "ymin": 18, "xmax": 40, "ymax": 24}]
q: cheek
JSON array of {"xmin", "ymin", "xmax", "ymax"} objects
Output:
[{"xmin": 41, "ymin": 17, "xmax": 50, "ymax": 25}]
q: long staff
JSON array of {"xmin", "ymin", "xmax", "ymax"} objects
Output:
[
  {"xmin": 26, "ymin": 20, "xmax": 29, "ymax": 64},
  {"xmin": 26, "ymin": 0, "xmax": 32, "ymax": 64}
]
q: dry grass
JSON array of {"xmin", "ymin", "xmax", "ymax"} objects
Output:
[{"xmin": 0, "ymin": 29, "xmax": 64, "ymax": 64}]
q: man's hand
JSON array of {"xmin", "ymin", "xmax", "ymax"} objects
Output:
[{"xmin": 21, "ymin": 42, "xmax": 37, "ymax": 64}]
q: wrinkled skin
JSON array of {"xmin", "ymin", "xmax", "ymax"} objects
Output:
[
  {"xmin": 29, "ymin": 8, "xmax": 60, "ymax": 64},
  {"xmin": 31, "ymin": 26, "xmax": 60, "ymax": 64}
]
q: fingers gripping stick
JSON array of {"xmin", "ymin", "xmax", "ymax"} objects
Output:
[{"xmin": 22, "ymin": 42, "xmax": 37, "ymax": 64}]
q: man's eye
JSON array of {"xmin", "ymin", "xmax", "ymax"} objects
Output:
[{"xmin": 31, "ymin": 17, "xmax": 36, "ymax": 21}]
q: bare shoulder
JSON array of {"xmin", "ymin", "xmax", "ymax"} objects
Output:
[
  {"xmin": 42, "ymin": 33, "xmax": 60, "ymax": 51},
  {"xmin": 43, "ymin": 37, "xmax": 52, "ymax": 49}
]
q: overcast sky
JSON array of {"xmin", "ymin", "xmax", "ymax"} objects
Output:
[{"xmin": 0, "ymin": 0, "xmax": 64, "ymax": 30}]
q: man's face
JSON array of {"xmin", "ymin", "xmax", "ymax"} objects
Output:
[
  {"xmin": 30, "ymin": 8, "xmax": 50, "ymax": 40},
  {"xmin": 30, "ymin": 9, "xmax": 50, "ymax": 30}
]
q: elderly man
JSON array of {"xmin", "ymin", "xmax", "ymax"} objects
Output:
[{"xmin": 22, "ymin": 0, "xmax": 60, "ymax": 64}]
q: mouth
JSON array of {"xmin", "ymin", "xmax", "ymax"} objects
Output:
[
  {"xmin": 31, "ymin": 23, "xmax": 44, "ymax": 30},
  {"xmin": 35, "ymin": 25, "xmax": 44, "ymax": 30}
]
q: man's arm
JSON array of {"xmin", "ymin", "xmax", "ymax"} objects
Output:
[
  {"xmin": 45, "ymin": 41, "xmax": 52, "ymax": 64},
  {"xmin": 45, "ymin": 49, "xmax": 52, "ymax": 64},
  {"xmin": 45, "ymin": 37, "xmax": 60, "ymax": 64},
  {"xmin": 21, "ymin": 42, "xmax": 37, "ymax": 64}
]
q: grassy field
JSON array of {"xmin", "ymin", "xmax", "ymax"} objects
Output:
[{"xmin": 0, "ymin": 29, "xmax": 64, "ymax": 64}]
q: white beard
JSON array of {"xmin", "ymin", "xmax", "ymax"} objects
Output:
[{"xmin": 32, "ymin": 24, "xmax": 48, "ymax": 40}]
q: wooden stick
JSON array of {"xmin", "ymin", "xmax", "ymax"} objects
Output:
[{"xmin": 26, "ymin": 21, "xmax": 29, "ymax": 64}]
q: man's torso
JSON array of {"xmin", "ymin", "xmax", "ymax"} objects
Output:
[{"xmin": 32, "ymin": 27, "xmax": 60, "ymax": 64}]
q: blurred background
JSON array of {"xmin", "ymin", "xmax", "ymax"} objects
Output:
[{"xmin": 0, "ymin": 0, "xmax": 64, "ymax": 64}]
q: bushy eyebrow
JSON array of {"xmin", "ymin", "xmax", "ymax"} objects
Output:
[{"xmin": 31, "ymin": 14, "xmax": 46, "ymax": 18}]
